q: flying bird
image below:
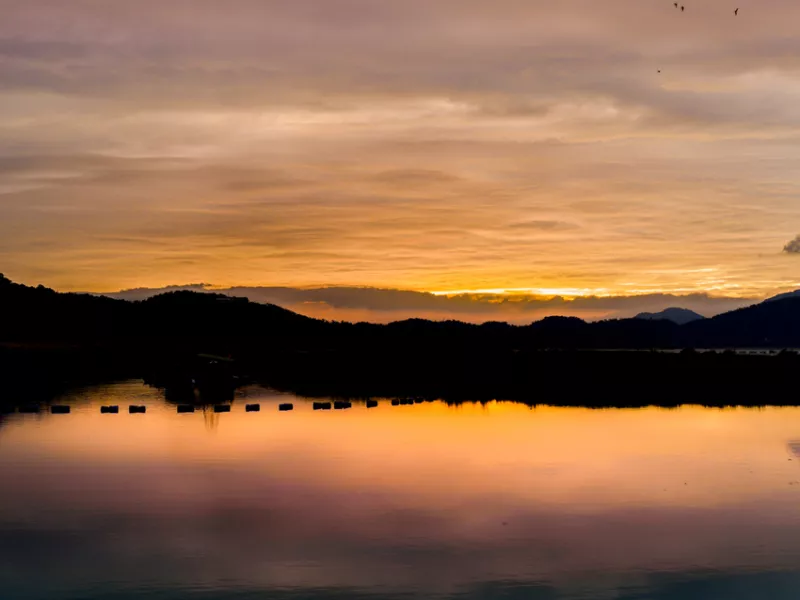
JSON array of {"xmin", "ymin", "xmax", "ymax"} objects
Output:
[
  {"xmin": 674, "ymin": 2, "xmax": 678, "ymax": 6},
  {"xmin": 681, "ymin": 5, "xmax": 685, "ymax": 11},
  {"xmin": 734, "ymin": 8, "xmax": 739, "ymax": 15}
]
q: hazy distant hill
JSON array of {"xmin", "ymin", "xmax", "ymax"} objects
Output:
[
  {"xmin": 98, "ymin": 283, "xmax": 755, "ymax": 324},
  {"xmin": 635, "ymin": 307, "xmax": 705, "ymax": 325}
]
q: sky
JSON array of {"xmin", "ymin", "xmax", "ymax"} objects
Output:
[{"xmin": 1, "ymin": 0, "xmax": 799, "ymax": 321}]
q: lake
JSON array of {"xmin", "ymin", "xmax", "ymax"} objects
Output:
[{"xmin": 2, "ymin": 381, "xmax": 800, "ymax": 599}]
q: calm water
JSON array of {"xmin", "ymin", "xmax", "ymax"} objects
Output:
[{"xmin": 2, "ymin": 382, "xmax": 800, "ymax": 599}]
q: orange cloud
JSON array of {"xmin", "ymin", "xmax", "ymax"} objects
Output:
[{"xmin": 0, "ymin": 1, "xmax": 799, "ymax": 300}]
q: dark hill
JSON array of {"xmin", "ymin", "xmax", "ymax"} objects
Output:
[
  {"xmin": 764, "ymin": 289, "xmax": 800, "ymax": 303},
  {"xmin": 685, "ymin": 297, "xmax": 800, "ymax": 348},
  {"xmin": 2, "ymin": 274, "xmax": 800, "ymax": 405},
  {"xmin": 3, "ymin": 274, "xmax": 800, "ymax": 351},
  {"xmin": 635, "ymin": 307, "xmax": 704, "ymax": 325}
]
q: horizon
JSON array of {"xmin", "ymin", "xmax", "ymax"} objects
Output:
[{"xmin": 7, "ymin": 272, "xmax": 797, "ymax": 324}]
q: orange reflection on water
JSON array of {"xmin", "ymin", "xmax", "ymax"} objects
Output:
[
  {"xmin": 3, "ymin": 381, "xmax": 800, "ymax": 595},
  {"xmin": 2, "ymin": 382, "xmax": 800, "ymax": 512}
]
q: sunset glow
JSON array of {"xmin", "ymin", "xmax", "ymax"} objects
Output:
[{"xmin": 1, "ymin": 0, "xmax": 799, "ymax": 315}]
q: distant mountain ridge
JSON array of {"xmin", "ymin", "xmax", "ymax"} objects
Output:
[
  {"xmin": 2, "ymin": 274, "xmax": 800, "ymax": 350},
  {"xmin": 635, "ymin": 307, "xmax": 705, "ymax": 325},
  {"xmin": 95, "ymin": 283, "xmax": 756, "ymax": 323}
]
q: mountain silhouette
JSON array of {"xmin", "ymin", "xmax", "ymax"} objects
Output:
[
  {"xmin": 635, "ymin": 307, "xmax": 705, "ymax": 325},
  {"xmin": 2, "ymin": 273, "xmax": 800, "ymax": 406},
  {"xmin": 764, "ymin": 289, "xmax": 800, "ymax": 303},
  {"xmin": 685, "ymin": 296, "xmax": 800, "ymax": 348},
  {"xmin": 3, "ymin": 274, "xmax": 800, "ymax": 351}
]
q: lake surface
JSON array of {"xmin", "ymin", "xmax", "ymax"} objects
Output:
[{"xmin": 2, "ymin": 381, "xmax": 800, "ymax": 599}]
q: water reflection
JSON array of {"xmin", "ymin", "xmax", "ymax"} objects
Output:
[{"xmin": 1, "ymin": 381, "xmax": 800, "ymax": 599}]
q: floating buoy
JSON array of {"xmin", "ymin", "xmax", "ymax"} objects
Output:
[
  {"xmin": 19, "ymin": 405, "xmax": 40, "ymax": 414},
  {"xmin": 400, "ymin": 399, "xmax": 413, "ymax": 406},
  {"xmin": 391, "ymin": 399, "xmax": 400, "ymax": 406},
  {"xmin": 177, "ymin": 405, "xmax": 195, "ymax": 413},
  {"xmin": 246, "ymin": 404, "xmax": 260, "ymax": 412},
  {"xmin": 366, "ymin": 400, "xmax": 378, "ymax": 408},
  {"xmin": 313, "ymin": 402, "xmax": 332, "ymax": 410},
  {"xmin": 50, "ymin": 405, "xmax": 70, "ymax": 414},
  {"xmin": 100, "ymin": 405, "xmax": 119, "ymax": 414},
  {"xmin": 278, "ymin": 403, "xmax": 293, "ymax": 411},
  {"xmin": 334, "ymin": 401, "xmax": 352, "ymax": 410},
  {"xmin": 129, "ymin": 405, "xmax": 146, "ymax": 414},
  {"xmin": 213, "ymin": 405, "xmax": 231, "ymax": 413}
]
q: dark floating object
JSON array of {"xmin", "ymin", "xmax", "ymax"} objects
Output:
[
  {"xmin": 366, "ymin": 400, "xmax": 378, "ymax": 408},
  {"xmin": 278, "ymin": 403, "xmax": 293, "ymax": 411},
  {"xmin": 391, "ymin": 399, "xmax": 400, "ymax": 406},
  {"xmin": 246, "ymin": 404, "xmax": 261, "ymax": 412},
  {"xmin": 100, "ymin": 405, "xmax": 119, "ymax": 414},
  {"xmin": 400, "ymin": 399, "xmax": 414, "ymax": 406},
  {"xmin": 414, "ymin": 398, "xmax": 425, "ymax": 404},
  {"xmin": 129, "ymin": 405, "xmax": 146, "ymax": 414},
  {"xmin": 50, "ymin": 405, "xmax": 70, "ymax": 414},
  {"xmin": 313, "ymin": 402, "xmax": 332, "ymax": 411},
  {"xmin": 0, "ymin": 406, "xmax": 15, "ymax": 414},
  {"xmin": 177, "ymin": 405, "xmax": 195, "ymax": 413},
  {"xmin": 334, "ymin": 401, "xmax": 352, "ymax": 410},
  {"xmin": 213, "ymin": 404, "xmax": 231, "ymax": 413},
  {"xmin": 19, "ymin": 405, "xmax": 40, "ymax": 414}
]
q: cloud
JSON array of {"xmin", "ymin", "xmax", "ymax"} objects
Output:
[
  {"xmin": 1, "ymin": 1, "xmax": 800, "ymax": 296},
  {"xmin": 784, "ymin": 235, "xmax": 800, "ymax": 254},
  {"xmin": 507, "ymin": 220, "xmax": 578, "ymax": 232}
]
